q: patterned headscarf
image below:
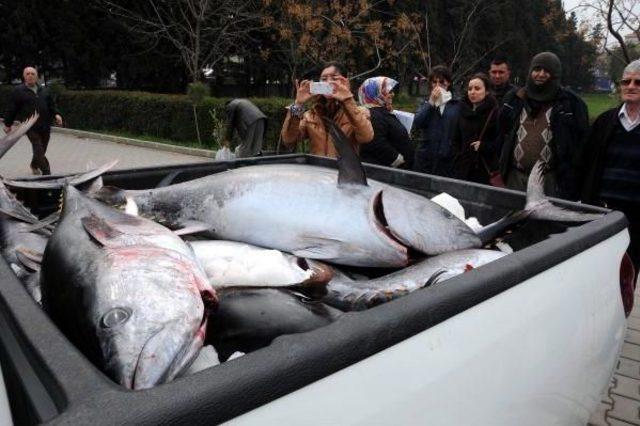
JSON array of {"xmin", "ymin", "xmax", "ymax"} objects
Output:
[{"xmin": 358, "ymin": 76, "xmax": 399, "ymax": 108}]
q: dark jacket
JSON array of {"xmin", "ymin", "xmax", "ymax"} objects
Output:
[
  {"xmin": 581, "ymin": 105, "xmax": 624, "ymax": 205},
  {"xmin": 492, "ymin": 82, "xmax": 518, "ymax": 105},
  {"xmin": 452, "ymin": 96, "xmax": 500, "ymax": 183},
  {"xmin": 360, "ymin": 107, "xmax": 414, "ymax": 169},
  {"xmin": 4, "ymin": 84, "xmax": 60, "ymax": 132},
  {"xmin": 499, "ymin": 87, "xmax": 589, "ymax": 200},
  {"xmin": 224, "ymin": 98, "xmax": 267, "ymax": 142},
  {"xmin": 412, "ymin": 99, "xmax": 461, "ymax": 176}
]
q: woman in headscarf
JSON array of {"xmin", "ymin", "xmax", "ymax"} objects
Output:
[
  {"xmin": 452, "ymin": 73, "xmax": 500, "ymax": 184},
  {"xmin": 357, "ymin": 76, "xmax": 414, "ymax": 169}
]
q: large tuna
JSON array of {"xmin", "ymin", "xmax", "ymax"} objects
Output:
[
  {"xmin": 0, "ymin": 179, "xmax": 50, "ymax": 302},
  {"xmin": 207, "ymin": 288, "xmax": 343, "ymax": 361},
  {"xmin": 95, "ymin": 131, "xmax": 481, "ymax": 267},
  {"xmin": 322, "ymin": 249, "xmax": 508, "ymax": 311},
  {"xmin": 189, "ymin": 240, "xmax": 332, "ymax": 295},
  {"xmin": 41, "ymin": 186, "xmax": 216, "ymax": 389}
]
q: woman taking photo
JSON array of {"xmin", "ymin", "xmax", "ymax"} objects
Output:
[
  {"xmin": 357, "ymin": 76, "xmax": 414, "ymax": 169},
  {"xmin": 452, "ymin": 73, "xmax": 500, "ymax": 184}
]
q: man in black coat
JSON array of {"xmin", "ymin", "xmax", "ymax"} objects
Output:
[
  {"xmin": 223, "ymin": 99, "xmax": 267, "ymax": 158},
  {"xmin": 582, "ymin": 59, "xmax": 640, "ymax": 270},
  {"xmin": 489, "ymin": 57, "xmax": 518, "ymax": 105},
  {"xmin": 499, "ymin": 52, "xmax": 589, "ymax": 200},
  {"xmin": 3, "ymin": 67, "xmax": 63, "ymax": 175}
]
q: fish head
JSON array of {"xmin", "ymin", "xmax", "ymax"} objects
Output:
[
  {"xmin": 380, "ymin": 187, "xmax": 481, "ymax": 255},
  {"xmin": 95, "ymin": 248, "xmax": 215, "ymax": 390}
]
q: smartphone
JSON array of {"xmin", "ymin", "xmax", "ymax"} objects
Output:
[{"xmin": 310, "ymin": 81, "xmax": 334, "ymax": 95}]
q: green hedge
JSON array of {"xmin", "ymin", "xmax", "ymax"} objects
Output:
[{"xmin": 0, "ymin": 86, "xmax": 292, "ymax": 151}]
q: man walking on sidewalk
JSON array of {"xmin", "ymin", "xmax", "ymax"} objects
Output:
[{"xmin": 3, "ymin": 66, "xmax": 63, "ymax": 175}]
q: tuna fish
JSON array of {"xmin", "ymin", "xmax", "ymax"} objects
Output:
[
  {"xmin": 207, "ymin": 288, "xmax": 343, "ymax": 361},
  {"xmin": 322, "ymin": 249, "xmax": 508, "ymax": 311},
  {"xmin": 0, "ymin": 179, "xmax": 52, "ymax": 303},
  {"xmin": 94, "ymin": 130, "xmax": 481, "ymax": 267},
  {"xmin": 2, "ymin": 160, "xmax": 118, "ymax": 190},
  {"xmin": 189, "ymin": 240, "xmax": 333, "ymax": 296},
  {"xmin": 41, "ymin": 186, "xmax": 216, "ymax": 389}
]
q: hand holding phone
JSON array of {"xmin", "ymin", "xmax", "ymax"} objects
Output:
[
  {"xmin": 294, "ymin": 79, "xmax": 313, "ymax": 105},
  {"xmin": 310, "ymin": 82, "xmax": 334, "ymax": 96}
]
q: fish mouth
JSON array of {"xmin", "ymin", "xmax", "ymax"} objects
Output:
[
  {"xmin": 296, "ymin": 258, "xmax": 332, "ymax": 298},
  {"xmin": 370, "ymin": 190, "xmax": 410, "ymax": 264},
  {"xmin": 130, "ymin": 292, "xmax": 215, "ymax": 390}
]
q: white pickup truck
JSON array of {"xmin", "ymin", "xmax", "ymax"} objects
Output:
[{"xmin": 0, "ymin": 155, "xmax": 631, "ymax": 425}]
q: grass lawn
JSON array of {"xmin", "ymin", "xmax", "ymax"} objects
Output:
[{"xmin": 581, "ymin": 92, "xmax": 619, "ymax": 120}]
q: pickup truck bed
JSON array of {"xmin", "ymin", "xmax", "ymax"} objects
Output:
[{"xmin": 0, "ymin": 154, "xmax": 628, "ymax": 425}]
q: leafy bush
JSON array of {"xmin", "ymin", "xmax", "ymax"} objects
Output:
[{"xmin": 0, "ymin": 86, "xmax": 292, "ymax": 150}]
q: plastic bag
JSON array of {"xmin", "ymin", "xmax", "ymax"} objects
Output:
[{"xmin": 214, "ymin": 146, "xmax": 236, "ymax": 162}]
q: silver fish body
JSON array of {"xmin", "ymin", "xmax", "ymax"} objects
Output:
[
  {"xmin": 41, "ymin": 186, "xmax": 216, "ymax": 389},
  {"xmin": 114, "ymin": 164, "xmax": 480, "ymax": 267},
  {"xmin": 0, "ymin": 180, "xmax": 49, "ymax": 302},
  {"xmin": 207, "ymin": 288, "xmax": 343, "ymax": 361},
  {"xmin": 323, "ymin": 249, "xmax": 507, "ymax": 311},
  {"xmin": 189, "ymin": 240, "xmax": 333, "ymax": 292}
]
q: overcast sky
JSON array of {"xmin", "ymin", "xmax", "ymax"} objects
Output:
[{"xmin": 562, "ymin": 0, "xmax": 639, "ymax": 35}]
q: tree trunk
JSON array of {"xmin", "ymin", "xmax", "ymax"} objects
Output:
[{"xmin": 193, "ymin": 105, "xmax": 202, "ymax": 146}]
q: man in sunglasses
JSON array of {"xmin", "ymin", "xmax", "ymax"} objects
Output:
[
  {"xmin": 582, "ymin": 59, "xmax": 640, "ymax": 271},
  {"xmin": 499, "ymin": 52, "xmax": 589, "ymax": 200}
]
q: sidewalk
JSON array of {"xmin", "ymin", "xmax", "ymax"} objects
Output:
[
  {"xmin": 0, "ymin": 128, "xmax": 213, "ymax": 178},
  {"xmin": 589, "ymin": 285, "xmax": 640, "ymax": 425}
]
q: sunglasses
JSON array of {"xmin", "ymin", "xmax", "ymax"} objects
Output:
[{"xmin": 620, "ymin": 79, "xmax": 640, "ymax": 87}]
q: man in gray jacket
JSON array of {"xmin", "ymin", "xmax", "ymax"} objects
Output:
[{"xmin": 224, "ymin": 99, "xmax": 267, "ymax": 158}]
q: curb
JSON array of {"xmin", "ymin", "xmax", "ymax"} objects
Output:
[{"xmin": 52, "ymin": 127, "xmax": 216, "ymax": 158}]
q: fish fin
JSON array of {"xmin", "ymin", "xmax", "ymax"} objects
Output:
[
  {"xmin": 0, "ymin": 113, "xmax": 38, "ymax": 159},
  {"xmin": 173, "ymin": 220, "xmax": 214, "ymax": 236},
  {"xmin": 20, "ymin": 212, "xmax": 58, "ymax": 234},
  {"xmin": 77, "ymin": 176, "xmax": 104, "ymax": 195},
  {"xmin": 67, "ymin": 160, "xmax": 118, "ymax": 186},
  {"xmin": 15, "ymin": 247, "xmax": 42, "ymax": 272},
  {"xmin": 525, "ymin": 160, "xmax": 546, "ymax": 207},
  {"xmin": 320, "ymin": 117, "xmax": 367, "ymax": 187},
  {"xmin": 528, "ymin": 201, "xmax": 605, "ymax": 222},
  {"xmin": 81, "ymin": 214, "xmax": 124, "ymax": 247},
  {"xmin": 423, "ymin": 269, "xmax": 449, "ymax": 288},
  {"xmin": 525, "ymin": 160, "xmax": 604, "ymax": 222},
  {"xmin": 292, "ymin": 236, "xmax": 345, "ymax": 260},
  {"xmin": 0, "ymin": 207, "xmax": 40, "ymax": 224},
  {"xmin": 478, "ymin": 160, "xmax": 603, "ymax": 244},
  {"xmin": 156, "ymin": 170, "xmax": 182, "ymax": 188},
  {"xmin": 3, "ymin": 160, "xmax": 118, "ymax": 190}
]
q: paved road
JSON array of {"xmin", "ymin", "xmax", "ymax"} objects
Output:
[
  {"xmin": 0, "ymin": 130, "xmax": 211, "ymax": 178},
  {"xmin": 589, "ymin": 283, "xmax": 640, "ymax": 426}
]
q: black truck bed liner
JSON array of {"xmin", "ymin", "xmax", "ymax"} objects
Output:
[{"xmin": 0, "ymin": 155, "xmax": 625, "ymax": 425}]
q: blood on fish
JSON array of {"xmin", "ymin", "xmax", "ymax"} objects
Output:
[{"xmin": 464, "ymin": 264, "xmax": 474, "ymax": 272}]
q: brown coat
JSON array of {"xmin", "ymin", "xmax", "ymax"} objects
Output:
[{"xmin": 281, "ymin": 97, "xmax": 373, "ymax": 157}]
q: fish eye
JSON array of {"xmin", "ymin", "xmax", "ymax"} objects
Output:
[{"xmin": 101, "ymin": 307, "xmax": 131, "ymax": 328}]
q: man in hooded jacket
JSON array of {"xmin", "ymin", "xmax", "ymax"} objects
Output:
[{"xmin": 498, "ymin": 52, "xmax": 588, "ymax": 200}]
